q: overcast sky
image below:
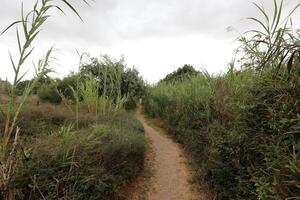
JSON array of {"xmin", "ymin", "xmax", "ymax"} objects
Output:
[{"xmin": 0, "ymin": 0, "xmax": 299, "ymax": 83}]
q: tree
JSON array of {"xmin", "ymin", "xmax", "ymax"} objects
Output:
[
  {"xmin": 121, "ymin": 67, "xmax": 145, "ymax": 98},
  {"xmin": 161, "ymin": 64, "xmax": 199, "ymax": 83},
  {"xmin": 80, "ymin": 55, "xmax": 145, "ymax": 99}
]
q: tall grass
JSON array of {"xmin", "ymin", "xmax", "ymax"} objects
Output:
[
  {"xmin": 12, "ymin": 110, "xmax": 145, "ymax": 199},
  {"xmin": 145, "ymin": 73, "xmax": 214, "ymax": 125},
  {"xmin": 70, "ymin": 54, "xmax": 128, "ymax": 121},
  {"xmin": 80, "ymin": 73, "xmax": 99, "ymax": 114},
  {"xmin": 144, "ymin": 1, "xmax": 300, "ymax": 199},
  {"xmin": 0, "ymin": 0, "xmax": 88, "ymax": 198},
  {"xmin": 145, "ymin": 68, "xmax": 300, "ymax": 199}
]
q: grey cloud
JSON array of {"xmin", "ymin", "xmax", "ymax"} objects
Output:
[
  {"xmin": 1, "ymin": 0, "xmax": 300, "ymax": 84},
  {"xmin": 1, "ymin": 0, "xmax": 299, "ymax": 47}
]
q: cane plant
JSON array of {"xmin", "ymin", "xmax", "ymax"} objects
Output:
[
  {"xmin": 238, "ymin": 0, "xmax": 300, "ymax": 73},
  {"xmin": 0, "ymin": 0, "xmax": 89, "ymax": 198}
]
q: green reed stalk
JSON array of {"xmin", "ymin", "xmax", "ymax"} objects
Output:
[{"xmin": 0, "ymin": 0, "xmax": 88, "ymax": 198}]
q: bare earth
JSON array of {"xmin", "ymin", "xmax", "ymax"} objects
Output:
[{"xmin": 135, "ymin": 112, "xmax": 208, "ymax": 200}]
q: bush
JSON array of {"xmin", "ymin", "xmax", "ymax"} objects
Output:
[
  {"xmin": 16, "ymin": 77, "xmax": 52, "ymax": 96},
  {"xmin": 18, "ymin": 104, "xmax": 72, "ymax": 136},
  {"xmin": 57, "ymin": 74, "xmax": 79, "ymax": 99},
  {"xmin": 160, "ymin": 64, "xmax": 200, "ymax": 83},
  {"xmin": 37, "ymin": 84, "xmax": 62, "ymax": 104},
  {"xmin": 123, "ymin": 97, "xmax": 138, "ymax": 110},
  {"xmin": 0, "ymin": 79, "xmax": 11, "ymax": 95},
  {"xmin": 12, "ymin": 111, "xmax": 145, "ymax": 199},
  {"xmin": 18, "ymin": 103, "xmax": 105, "ymax": 136},
  {"xmin": 144, "ymin": 68, "xmax": 300, "ymax": 199}
]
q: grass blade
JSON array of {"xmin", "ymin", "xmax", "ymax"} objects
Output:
[
  {"xmin": 253, "ymin": 2, "xmax": 270, "ymax": 31},
  {"xmin": 1, "ymin": 21, "xmax": 22, "ymax": 35},
  {"xmin": 8, "ymin": 51, "xmax": 17, "ymax": 73},
  {"xmin": 16, "ymin": 28, "xmax": 22, "ymax": 53},
  {"xmin": 248, "ymin": 17, "xmax": 270, "ymax": 34},
  {"xmin": 287, "ymin": 51, "xmax": 296, "ymax": 74},
  {"xmin": 61, "ymin": 0, "xmax": 83, "ymax": 21}
]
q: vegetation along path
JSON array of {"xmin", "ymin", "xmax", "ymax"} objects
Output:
[{"xmin": 136, "ymin": 110, "xmax": 208, "ymax": 200}]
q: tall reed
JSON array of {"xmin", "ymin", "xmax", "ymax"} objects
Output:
[
  {"xmin": 70, "ymin": 55, "xmax": 128, "ymax": 118},
  {"xmin": 0, "ymin": 0, "xmax": 88, "ymax": 198},
  {"xmin": 238, "ymin": 0, "xmax": 300, "ymax": 72},
  {"xmin": 144, "ymin": 0, "xmax": 300, "ymax": 199}
]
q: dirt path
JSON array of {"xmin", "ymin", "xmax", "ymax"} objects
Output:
[{"xmin": 135, "ymin": 112, "xmax": 208, "ymax": 200}]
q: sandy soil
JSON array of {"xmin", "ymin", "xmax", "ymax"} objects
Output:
[{"xmin": 134, "ymin": 112, "xmax": 208, "ymax": 200}]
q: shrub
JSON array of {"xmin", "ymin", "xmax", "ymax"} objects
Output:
[
  {"xmin": 15, "ymin": 80, "xmax": 43, "ymax": 96},
  {"xmin": 144, "ymin": 1, "xmax": 300, "ymax": 198},
  {"xmin": 0, "ymin": 79, "xmax": 11, "ymax": 95},
  {"xmin": 123, "ymin": 97, "xmax": 138, "ymax": 110},
  {"xmin": 57, "ymin": 74, "xmax": 79, "ymax": 99},
  {"xmin": 144, "ymin": 68, "xmax": 300, "ymax": 199},
  {"xmin": 12, "ymin": 112, "xmax": 145, "ymax": 199},
  {"xmin": 18, "ymin": 103, "xmax": 103, "ymax": 136},
  {"xmin": 37, "ymin": 84, "xmax": 62, "ymax": 104}
]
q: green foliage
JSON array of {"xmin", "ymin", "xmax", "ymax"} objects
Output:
[
  {"xmin": 12, "ymin": 111, "xmax": 145, "ymax": 200},
  {"xmin": 0, "ymin": 79, "xmax": 11, "ymax": 95},
  {"xmin": 18, "ymin": 103, "xmax": 92, "ymax": 136},
  {"xmin": 73, "ymin": 72, "xmax": 127, "ymax": 116},
  {"xmin": 70, "ymin": 55, "xmax": 135, "ymax": 116},
  {"xmin": 37, "ymin": 84, "xmax": 62, "ymax": 104},
  {"xmin": 145, "ymin": 1, "xmax": 300, "ymax": 199},
  {"xmin": 121, "ymin": 67, "xmax": 146, "ymax": 98},
  {"xmin": 1, "ymin": 0, "xmax": 145, "ymax": 199},
  {"xmin": 160, "ymin": 64, "xmax": 200, "ymax": 83},
  {"xmin": 0, "ymin": 0, "xmax": 90, "ymax": 197},
  {"xmin": 15, "ymin": 80, "xmax": 31, "ymax": 96},
  {"xmin": 80, "ymin": 55, "xmax": 145, "ymax": 99},
  {"xmin": 79, "ymin": 74, "xmax": 100, "ymax": 114},
  {"xmin": 57, "ymin": 74, "xmax": 79, "ymax": 99},
  {"xmin": 238, "ymin": 0, "xmax": 300, "ymax": 71},
  {"xmin": 144, "ymin": 68, "xmax": 300, "ymax": 199},
  {"xmin": 15, "ymin": 76, "xmax": 55, "ymax": 96},
  {"xmin": 123, "ymin": 96, "xmax": 138, "ymax": 110}
]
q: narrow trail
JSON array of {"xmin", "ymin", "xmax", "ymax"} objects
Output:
[{"xmin": 134, "ymin": 111, "xmax": 208, "ymax": 200}]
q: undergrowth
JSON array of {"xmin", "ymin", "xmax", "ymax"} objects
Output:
[
  {"xmin": 144, "ymin": 1, "xmax": 300, "ymax": 198},
  {"xmin": 0, "ymin": 0, "xmax": 146, "ymax": 199},
  {"xmin": 12, "ymin": 107, "xmax": 145, "ymax": 199},
  {"xmin": 144, "ymin": 68, "xmax": 300, "ymax": 199}
]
